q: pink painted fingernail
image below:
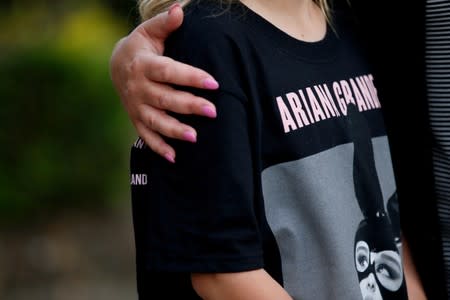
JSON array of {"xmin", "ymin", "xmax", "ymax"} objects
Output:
[
  {"xmin": 168, "ymin": 3, "xmax": 181, "ymax": 15},
  {"xmin": 202, "ymin": 106, "xmax": 217, "ymax": 118},
  {"xmin": 202, "ymin": 78, "xmax": 219, "ymax": 89},
  {"xmin": 183, "ymin": 131, "xmax": 197, "ymax": 143},
  {"xmin": 164, "ymin": 153, "xmax": 175, "ymax": 163}
]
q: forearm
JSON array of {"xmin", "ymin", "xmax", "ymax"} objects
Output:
[
  {"xmin": 191, "ymin": 269, "xmax": 293, "ymax": 300},
  {"xmin": 402, "ymin": 235, "xmax": 427, "ymax": 300}
]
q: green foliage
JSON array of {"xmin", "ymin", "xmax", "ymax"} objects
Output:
[
  {"xmin": 0, "ymin": 2, "xmax": 135, "ymax": 224},
  {"xmin": 0, "ymin": 48, "xmax": 133, "ymax": 224}
]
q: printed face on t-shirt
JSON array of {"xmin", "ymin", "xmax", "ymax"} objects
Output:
[{"xmin": 354, "ymin": 224, "xmax": 404, "ymax": 300}]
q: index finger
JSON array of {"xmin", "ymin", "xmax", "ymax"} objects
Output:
[{"xmin": 144, "ymin": 55, "xmax": 220, "ymax": 90}]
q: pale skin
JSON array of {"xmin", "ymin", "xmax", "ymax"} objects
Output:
[
  {"xmin": 402, "ymin": 237, "xmax": 428, "ymax": 300},
  {"xmin": 191, "ymin": 270, "xmax": 292, "ymax": 300},
  {"xmin": 110, "ymin": 1, "xmax": 427, "ymax": 299}
]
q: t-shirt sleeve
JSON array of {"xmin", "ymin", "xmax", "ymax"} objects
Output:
[{"xmin": 130, "ymin": 13, "xmax": 263, "ymax": 273}]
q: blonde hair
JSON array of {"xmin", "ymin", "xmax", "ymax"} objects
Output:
[{"xmin": 138, "ymin": 0, "xmax": 332, "ymax": 23}]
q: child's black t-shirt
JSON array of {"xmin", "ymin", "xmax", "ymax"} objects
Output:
[{"xmin": 130, "ymin": 2, "xmax": 408, "ymax": 299}]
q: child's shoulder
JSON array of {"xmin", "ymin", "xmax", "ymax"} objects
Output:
[
  {"xmin": 173, "ymin": 0, "xmax": 248, "ymax": 44},
  {"xmin": 165, "ymin": 1, "xmax": 250, "ymax": 87}
]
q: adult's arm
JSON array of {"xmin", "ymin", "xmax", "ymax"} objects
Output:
[
  {"xmin": 191, "ymin": 269, "xmax": 293, "ymax": 300},
  {"xmin": 109, "ymin": 4, "xmax": 219, "ymax": 162}
]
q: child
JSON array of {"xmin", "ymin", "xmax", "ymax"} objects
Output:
[{"xmin": 129, "ymin": 0, "xmax": 409, "ymax": 299}]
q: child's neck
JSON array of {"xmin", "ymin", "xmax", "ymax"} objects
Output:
[{"xmin": 240, "ymin": 0, "xmax": 327, "ymax": 42}]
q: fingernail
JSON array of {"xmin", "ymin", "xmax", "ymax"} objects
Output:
[
  {"xmin": 168, "ymin": 3, "xmax": 181, "ymax": 15},
  {"xmin": 183, "ymin": 131, "xmax": 197, "ymax": 143},
  {"xmin": 202, "ymin": 78, "xmax": 219, "ymax": 89},
  {"xmin": 164, "ymin": 153, "xmax": 175, "ymax": 163},
  {"xmin": 202, "ymin": 106, "xmax": 217, "ymax": 118}
]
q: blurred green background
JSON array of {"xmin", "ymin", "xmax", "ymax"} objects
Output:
[{"xmin": 0, "ymin": 0, "xmax": 141, "ymax": 299}]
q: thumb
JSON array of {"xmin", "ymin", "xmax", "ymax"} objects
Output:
[
  {"xmin": 139, "ymin": 4, "xmax": 184, "ymax": 42},
  {"xmin": 165, "ymin": 3, "xmax": 184, "ymax": 34}
]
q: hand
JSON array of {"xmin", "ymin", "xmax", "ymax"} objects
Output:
[{"xmin": 109, "ymin": 4, "xmax": 219, "ymax": 163}]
